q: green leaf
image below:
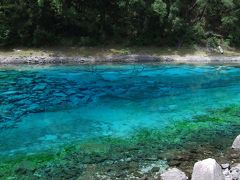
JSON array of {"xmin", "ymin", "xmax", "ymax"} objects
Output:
[{"xmin": 152, "ymin": 0, "xmax": 167, "ymax": 20}]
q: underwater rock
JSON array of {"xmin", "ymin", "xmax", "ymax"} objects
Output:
[
  {"xmin": 14, "ymin": 161, "xmax": 36, "ymax": 176},
  {"xmin": 70, "ymin": 96, "xmax": 80, "ymax": 105},
  {"xmin": 191, "ymin": 158, "xmax": 224, "ymax": 180},
  {"xmin": 91, "ymin": 154, "xmax": 108, "ymax": 164},
  {"xmin": 66, "ymin": 89, "xmax": 76, "ymax": 95},
  {"xmin": 1, "ymin": 90, "xmax": 18, "ymax": 95},
  {"xmin": 168, "ymin": 160, "xmax": 181, "ymax": 166},
  {"xmin": 151, "ymin": 166, "xmax": 160, "ymax": 172},
  {"xmin": 54, "ymin": 92, "xmax": 66, "ymax": 97},
  {"xmin": 7, "ymin": 95, "xmax": 26, "ymax": 103},
  {"xmin": 27, "ymin": 103, "xmax": 41, "ymax": 112},
  {"xmin": 232, "ymin": 135, "xmax": 240, "ymax": 150},
  {"xmin": 38, "ymin": 134, "xmax": 58, "ymax": 141},
  {"xmin": 160, "ymin": 168, "xmax": 188, "ymax": 180},
  {"xmin": 140, "ymin": 175, "xmax": 148, "ymax": 180},
  {"xmin": 132, "ymin": 171, "xmax": 143, "ymax": 178},
  {"xmin": 139, "ymin": 160, "xmax": 168, "ymax": 175},
  {"xmin": 32, "ymin": 83, "xmax": 47, "ymax": 91}
]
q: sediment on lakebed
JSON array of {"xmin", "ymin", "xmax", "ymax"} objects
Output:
[
  {"xmin": 1, "ymin": 54, "xmax": 240, "ymax": 64},
  {"xmin": 1, "ymin": 105, "xmax": 240, "ymax": 179}
]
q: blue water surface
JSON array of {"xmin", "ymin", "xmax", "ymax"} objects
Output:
[{"xmin": 1, "ymin": 64, "xmax": 240, "ymax": 156}]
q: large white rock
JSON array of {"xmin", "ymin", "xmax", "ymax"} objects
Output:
[
  {"xmin": 191, "ymin": 158, "xmax": 224, "ymax": 180},
  {"xmin": 232, "ymin": 135, "xmax": 240, "ymax": 149},
  {"xmin": 160, "ymin": 168, "xmax": 188, "ymax": 180}
]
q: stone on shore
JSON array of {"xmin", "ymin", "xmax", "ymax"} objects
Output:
[
  {"xmin": 232, "ymin": 135, "xmax": 240, "ymax": 149},
  {"xmin": 191, "ymin": 158, "xmax": 224, "ymax": 180},
  {"xmin": 160, "ymin": 168, "xmax": 188, "ymax": 180},
  {"xmin": 221, "ymin": 163, "xmax": 230, "ymax": 169},
  {"xmin": 223, "ymin": 164, "xmax": 240, "ymax": 180}
]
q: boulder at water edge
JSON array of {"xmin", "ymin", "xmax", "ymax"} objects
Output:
[
  {"xmin": 191, "ymin": 158, "xmax": 224, "ymax": 180},
  {"xmin": 224, "ymin": 164, "xmax": 240, "ymax": 180},
  {"xmin": 232, "ymin": 135, "xmax": 240, "ymax": 149},
  {"xmin": 160, "ymin": 168, "xmax": 188, "ymax": 180}
]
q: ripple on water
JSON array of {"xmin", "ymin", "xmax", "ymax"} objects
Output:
[{"xmin": 0, "ymin": 64, "xmax": 240, "ymax": 156}]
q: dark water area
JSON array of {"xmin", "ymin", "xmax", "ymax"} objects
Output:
[{"xmin": 1, "ymin": 64, "xmax": 240, "ymax": 179}]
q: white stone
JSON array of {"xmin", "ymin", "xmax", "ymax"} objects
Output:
[
  {"xmin": 222, "ymin": 168, "xmax": 230, "ymax": 176},
  {"xmin": 160, "ymin": 168, "xmax": 188, "ymax": 180},
  {"xmin": 221, "ymin": 163, "xmax": 230, "ymax": 169},
  {"xmin": 218, "ymin": 46, "xmax": 224, "ymax": 54},
  {"xmin": 232, "ymin": 135, "xmax": 240, "ymax": 149},
  {"xmin": 232, "ymin": 163, "xmax": 240, "ymax": 169},
  {"xmin": 226, "ymin": 164, "xmax": 240, "ymax": 180},
  {"xmin": 191, "ymin": 158, "xmax": 224, "ymax": 180}
]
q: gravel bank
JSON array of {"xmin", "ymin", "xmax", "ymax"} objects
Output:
[{"xmin": 1, "ymin": 54, "xmax": 240, "ymax": 64}]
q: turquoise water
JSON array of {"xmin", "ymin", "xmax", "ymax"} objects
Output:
[{"xmin": 1, "ymin": 64, "xmax": 240, "ymax": 157}]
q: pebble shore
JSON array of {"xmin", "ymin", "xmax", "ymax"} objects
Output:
[{"xmin": 1, "ymin": 54, "xmax": 240, "ymax": 64}]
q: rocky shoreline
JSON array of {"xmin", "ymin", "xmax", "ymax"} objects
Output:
[
  {"xmin": 160, "ymin": 135, "xmax": 240, "ymax": 180},
  {"xmin": 1, "ymin": 54, "xmax": 240, "ymax": 64},
  {"xmin": 6, "ymin": 134, "xmax": 240, "ymax": 180}
]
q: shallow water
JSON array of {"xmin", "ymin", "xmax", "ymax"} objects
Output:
[{"xmin": 1, "ymin": 64, "xmax": 240, "ymax": 157}]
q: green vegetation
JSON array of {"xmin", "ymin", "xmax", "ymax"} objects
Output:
[
  {"xmin": 0, "ymin": 152, "xmax": 56, "ymax": 178},
  {"xmin": 1, "ymin": 0, "xmax": 240, "ymax": 48},
  {"xmin": 1, "ymin": 104, "xmax": 240, "ymax": 178}
]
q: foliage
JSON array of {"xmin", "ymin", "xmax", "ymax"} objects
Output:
[
  {"xmin": 0, "ymin": 0, "xmax": 240, "ymax": 47},
  {"xmin": 152, "ymin": 0, "xmax": 167, "ymax": 21}
]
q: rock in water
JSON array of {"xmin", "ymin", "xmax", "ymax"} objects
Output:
[
  {"xmin": 191, "ymin": 158, "xmax": 224, "ymax": 180},
  {"xmin": 232, "ymin": 135, "xmax": 240, "ymax": 149},
  {"xmin": 160, "ymin": 168, "xmax": 188, "ymax": 180}
]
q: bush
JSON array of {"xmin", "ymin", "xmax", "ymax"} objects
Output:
[
  {"xmin": 77, "ymin": 36, "xmax": 97, "ymax": 46},
  {"xmin": 0, "ymin": 25, "xmax": 10, "ymax": 46},
  {"xmin": 33, "ymin": 27, "xmax": 57, "ymax": 46},
  {"xmin": 207, "ymin": 36, "xmax": 220, "ymax": 48}
]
